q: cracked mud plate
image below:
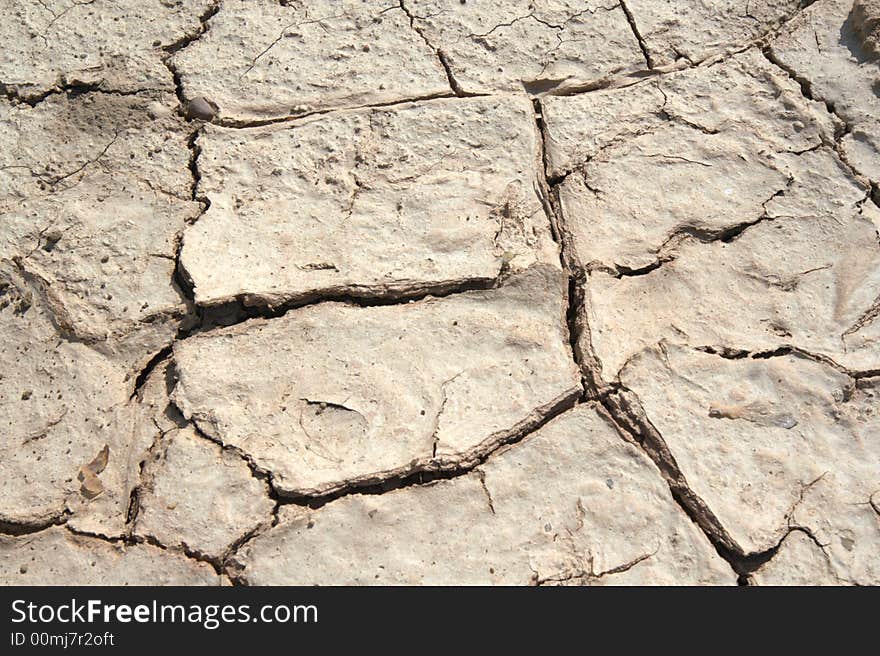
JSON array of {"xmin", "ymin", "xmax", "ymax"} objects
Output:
[{"xmin": 1, "ymin": 0, "xmax": 878, "ymax": 586}]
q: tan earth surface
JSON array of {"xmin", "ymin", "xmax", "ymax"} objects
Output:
[{"xmin": 1, "ymin": 0, "xmax": 878, "ymax": 586}]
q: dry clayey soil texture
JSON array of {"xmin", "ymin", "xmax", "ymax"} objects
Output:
[{"xmin": 1, "ymin": 0, "xmax": 879, "ymax": 586}]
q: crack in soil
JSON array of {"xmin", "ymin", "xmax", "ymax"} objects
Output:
[
  {"xmin": 5, "ymin": 0, "xmax": 873, "ymax": 586},
  {"xmin": 761, "ymin": 46, "xmax": 880, "ymax": 209},
  {"xmin": 619, "ymin": 1, "xmax": 654, "ymax": 69}
]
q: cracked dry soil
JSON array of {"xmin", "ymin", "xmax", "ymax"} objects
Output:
[{"xmin": 1, "ymin": 0, "xmax": 878, "ymax": 586}]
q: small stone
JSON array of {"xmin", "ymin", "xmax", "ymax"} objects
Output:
[
  {"xmin": 42, "ymin": 229, "xmax": 63, "ymax": 252},
  {"xmin": 185, "ymin": 96, "xmax": 218, "ymax": 121}
]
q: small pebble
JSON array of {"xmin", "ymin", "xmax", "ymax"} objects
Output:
[
  {"xmin": 42, "ymin": 228, "xmax": 63, "ymax": 252},
  {"xmin": 185, "ymin": 96, "xmax": 219, "ymax": 121}
]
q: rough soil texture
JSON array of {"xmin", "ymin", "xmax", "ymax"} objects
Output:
[{"xmin": 1, "ymin": 0, "xmax": 878, "ymax": 586}]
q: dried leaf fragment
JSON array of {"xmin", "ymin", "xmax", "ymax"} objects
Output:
[{"xmin": 77, "ymin": 444, "xmax": 109, "ymax": 499}]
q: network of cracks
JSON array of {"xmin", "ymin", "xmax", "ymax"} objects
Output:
[{"xmin": 1, "ymin": 0, "xmax": 879, "ymax": 585}]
